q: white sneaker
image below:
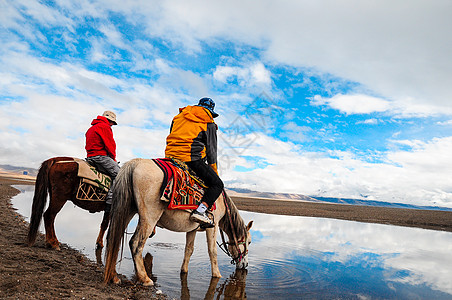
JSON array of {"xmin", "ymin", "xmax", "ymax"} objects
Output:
[{"xmin": 190, "ymin": 210, "xmax": 214, "ymax": 228}]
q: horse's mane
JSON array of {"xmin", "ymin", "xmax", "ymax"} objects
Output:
[{"xmin": 219, "ymin": 193, "xmax": 246, "ymax": 239}]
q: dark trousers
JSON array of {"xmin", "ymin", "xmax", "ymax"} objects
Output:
[
  {"xmin": 186, "ymin": 159, "xmax": 224, "ymax": 209},
  {"xmin": 86, "ymin": 155, "xmax": 120, "ymax": 205}
]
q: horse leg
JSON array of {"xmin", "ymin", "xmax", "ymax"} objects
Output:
[
  {"xmin": 129, "ymin": 215, "xmax": 160, "ymax": 286},
  {"xmin": 206, "ymin": 226, "xmax": 221, "ymax": 278},
  {"xmin": 181, "ymin": 230, "xmax": 197, "ymax": 274},
  {"xmin": 96, "ymin": 211, "xmax": 110, "ymax": 249},
  {"xmin": 43, "ymin": 197, "xmax": 66, "ymax": 250},
  {"xmin": 93, "ymin": 211, "xmax": 109, "ymax": 265},
  {"xmin": 109, "ymin": 213, "xmax": 135, "ymax": 284}
]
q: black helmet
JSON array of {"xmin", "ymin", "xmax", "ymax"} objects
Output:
[{"xmin": 197, "ymin": 97, "xmax": 219, "ymax": 118}]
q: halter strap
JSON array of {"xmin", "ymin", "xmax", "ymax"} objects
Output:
[{"xmin": 217, "ymin": 190, "xmax": 247, "ymax": 264}]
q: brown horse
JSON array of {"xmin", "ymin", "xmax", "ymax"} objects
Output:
[{"xmin": 27, "ymin": 157, "xmax": 110, "ymax": 251}]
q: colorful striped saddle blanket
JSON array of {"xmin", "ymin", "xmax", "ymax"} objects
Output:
[{"xmin": 153, "ymin": 158, "xmax": 215, "ymax": 210}]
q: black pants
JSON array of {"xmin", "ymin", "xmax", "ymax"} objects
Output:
[{"xmin": 186, "ymin": 159, "xmax": 224, "ymax": 209}]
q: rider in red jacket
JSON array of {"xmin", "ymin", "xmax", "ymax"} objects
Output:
[
  {"xmin": 85, "ymin": 115, "xmax": 117, "ymax": 161},
  {"xmin": 85, "ymin": 111, "xmax": 119, "ymax": 213}
]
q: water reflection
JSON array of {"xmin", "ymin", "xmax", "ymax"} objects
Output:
[
  {"xmin": 146, "ymin": 251, "xmax": 247, "ymax": 300},
  {"xmin": 218, "ymin": 269, "xmax": 248, "ymax": 300},
  {"xmin": 180, "ymin": 272, "xmax": 220, "ymax": 300},
  {"xmin": 244, "ymin": 211, "xmax": 452, "ymax": 299},
  {"xmin": 180, "ymin": 270, "xmax": 248, "ymax": 300},
  {"xmin": 11, "ymin": 186, "xmax": 452, "ymax": 299}
]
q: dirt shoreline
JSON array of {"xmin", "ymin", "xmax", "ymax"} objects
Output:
[{"xmin": 1, "ymin": 178, "xmax": 451, "ymax": 299}]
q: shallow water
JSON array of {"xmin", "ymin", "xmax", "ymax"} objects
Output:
[{"xmin": 12, "ymin": 185, "xmax": 452, "ymax": 299}]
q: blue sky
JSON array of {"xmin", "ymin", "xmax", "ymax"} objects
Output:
[{"xmin": 1, "ymin": 0, "xmax": 452, "ymax": 207}]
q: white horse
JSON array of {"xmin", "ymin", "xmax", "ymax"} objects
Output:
[{"xmin": 104, "ymin": 158, "xmax": 253, "ymax": 286}]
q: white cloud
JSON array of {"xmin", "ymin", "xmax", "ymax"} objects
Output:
[
  {"xmin": 312, "ymin": 93, "xmax": 452, "ymax": 117},
  {"xmin": 98, "ymin": 23, "xmax": 129, "ymax": 50},
  {"xmin": 388, "ymin": 137, "xmax": 452, "ymax": 174},
  {"xmin": 89, "ymin": 39, "xmax": 109, "ymax": 63},
  {"xmin": 221, "ymin": 134, "xmax": 452, "ymax": 208},
  {"xmin": 357, "ymin": 118, "xmax": 378, "ymax": 125},
  {"xmin": 213, "ymin": 62, "xmax": 272, "ymax": 88},
  {"xmin": 4, "ymin": 0, "xmax": 74, "ymax": 29},
  {"xmin": 280, "ymin": 122, "xmax": 311, "ymax": 142},
  {"xmin": 103, "ymin": 0, "xmax": 452, "ymax": 116},
  {"xmin": 0, "ymin": 47, "xmax": 203, "ymax": 168},
  {"xmin": 389, "ymin": 97, "xmax": 452, "ymax": 118},
  {"xmin": 213, "ymin": 66, "xmax": 236, "ymax": 82},
  {"xmin": 389, "ymin": 139, "xmax": 426, "ymax": 150},
  {"xmin": 312, "ymin": 94, "xmax": 391, "ymax": 115},
  {"xmin": 249, "ymin": 63, "xmax": 272, "ymax": 85},
  {"xmin": 5, "ymin": 0, "xmax": 452, "ymax": 116},
  {"xmin": 437, "ymin": 120, "xmax": 452, "ymax": 126}
]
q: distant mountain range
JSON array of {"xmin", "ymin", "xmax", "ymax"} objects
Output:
[
  {"xmin": 226, "ymin": 188, "xmax": 320, "ymax": 202},
  {"xmin": 0, "ymin": 164, "xmax": 38, "ymax": 177},
  {"xmin": 227, "ymin": 187, "xmax": 452, "ymax": 212}
]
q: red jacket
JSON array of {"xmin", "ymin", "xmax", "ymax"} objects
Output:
[{"xmin": 85, "ymin": 116, "xmax": 116, "ymax": 161}]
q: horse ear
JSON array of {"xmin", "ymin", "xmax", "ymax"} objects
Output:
[{"xmin": 246, "ymin": 221, "xmax": 253, "ymax": 231}]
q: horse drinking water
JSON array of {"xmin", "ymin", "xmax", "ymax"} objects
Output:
[{"xmin": 104, "ymin": 158, "xmax": 253, "ymax": 286}]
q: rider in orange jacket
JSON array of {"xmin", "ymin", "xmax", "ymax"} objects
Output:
[{"xmin": 165, "ymin": 98, "xmax": 223, "ymax": 227}]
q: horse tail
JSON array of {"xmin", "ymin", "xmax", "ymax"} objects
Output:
[
  {"xmin": 27, "ymin": 158, "xmax": 54, "ymax": 246},
  {"xmin": 104, "ymin": 158, "xmax": 141, "ymax": 283}
]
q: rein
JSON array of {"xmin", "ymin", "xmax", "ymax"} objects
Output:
[{"xmin": 216, "ymin": 190, "xmax": 247, "ymax": 265}]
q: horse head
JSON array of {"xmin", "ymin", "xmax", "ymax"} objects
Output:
[{"xmin": 227, "ymin": 221, "xmax": 253, "ymax": 269}]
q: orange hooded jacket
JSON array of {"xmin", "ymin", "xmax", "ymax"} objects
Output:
[{"xmin": 165, "ymin": 106, "xmax": 218, "ymax": 171}]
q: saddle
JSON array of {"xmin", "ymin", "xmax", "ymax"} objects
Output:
[
  {"xmin": 153, "ymin": 158, "xmax": 215, "ymax": 211},
  {"xmin": 72, "ymin": 158, "xmax": 111, "ymax": 202}
]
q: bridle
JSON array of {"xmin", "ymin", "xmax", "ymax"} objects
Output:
[
  {"xmin": 216, "ymin": 190, "xmax": 248, "ymax": 265},
  {"xmin": 217, "ymin": 228, "xmax": 248, "ymax": 265}
]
